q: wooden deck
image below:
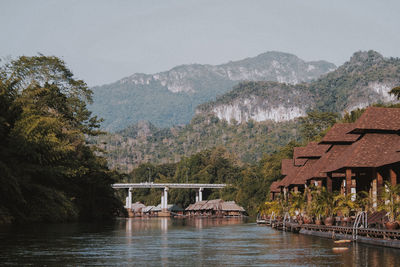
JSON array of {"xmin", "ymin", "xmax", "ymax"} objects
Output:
[{"xmin": 264, "ymin": 220, "xmax": 400, "ymax": 249}]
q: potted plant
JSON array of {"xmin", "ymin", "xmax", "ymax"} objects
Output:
[
  {"xmin": 312, "ymin": 187, "xmax": 335, "ymax": 226},
  {"xmin": 289, "ymin": 191, "xmax": 308, "ymax": 224},
  {"xmin": 333, "ymin": 193, "xmax": 357, "ymax": 226},
  {"xmin": 311, "ymin": 191, "xmax": 325, "ymax": 225},
  {"xmin": 379, "ymin": 182, "xmax": 400, "ymax": 230},
  {"xmin": 355, "ymin": 191, "xmax": 373, "ymax": 213}
]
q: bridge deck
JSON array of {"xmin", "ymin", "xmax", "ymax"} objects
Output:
[{"xmin": 112, "ymin": 183, "xmax": 228, "ymax": 189}]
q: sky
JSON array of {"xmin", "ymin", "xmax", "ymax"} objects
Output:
[{"xmin": 1, "ymin": 0, "xmax": 400, "ymax": 86}]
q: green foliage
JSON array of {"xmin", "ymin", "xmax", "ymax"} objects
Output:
[
  {"xmin": 310, "ymin": 187, "xmax": 334, "ymax": 217},
  {"xmin": 389, "ymin": 86, "xmax": 400, "ymax": 100},
  {"xmin": 342, "ymin": 108, "xmax": 365, "ymax": 123},
  {"xmin": 299, "ymin": 111, "xmax": 339, "ymax": 142},
  {"xmin": 0, "ymin": 56, "xmax": 124, "ymax": 224},
  {"xmin": 378, "ymin": 182, "xmax": 400, "ymax": 222},
  {"xmin": 333, "ymin": 193, "xmax": 357, "ymax": 217},
  {"xmin": 94, "ymin": 116, "xmax": 301, "ymax": 172}
]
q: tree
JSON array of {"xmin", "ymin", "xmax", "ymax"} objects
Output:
[
  {"xmin": 0, "ymin": 55, "xmax": 124, "ymax": 224},
  {"xmin": 299, "ymin": 111, "xmax": 339, "ymax": 142},
  {"xmin": 389, "ymin": 86, "xmax": 400, "ymax": 100}
]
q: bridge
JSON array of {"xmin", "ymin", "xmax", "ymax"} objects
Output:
[{"xmin": 112, "ymin": 182, "xmax": 228, "ymax": 211}]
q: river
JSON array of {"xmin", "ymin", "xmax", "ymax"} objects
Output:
[{"xmin": 0, "ymin": 218, "xmax": 399, "ymax": 266}]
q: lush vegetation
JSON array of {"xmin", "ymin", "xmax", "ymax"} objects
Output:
[
  {"xmin": 92, "ymin": 115, "xmax": 302, "ymax": 173},
  {"xmin": 0, "ymin": 56, "xmax": 125, "ymax": 224},
  {"xmin": 263, "ymin": 184, "xmax": 400, "ymax": 225},
  {"xmin": 94, "ymin": 51, "xmax": 400, "ymax": 172},
  {"xmin": 120, "ymin": 142, "xmax": 298, "ymax": 216}
]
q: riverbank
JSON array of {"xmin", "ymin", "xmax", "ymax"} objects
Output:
[{"xmin": 264, "ymin": 220, "xmax": 400, "ymax": 249}]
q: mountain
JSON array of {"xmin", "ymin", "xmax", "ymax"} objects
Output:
[
  {"xmin": 90, "ymin": 51, "xmax": 335, "ymax": 131},
  {"xmin": 197, "ymin": 50, "xmax": 400, "ymax": 124},
  {"xmin": 92, "ymin": 51, "xmax": 400, "ymax": 172}
]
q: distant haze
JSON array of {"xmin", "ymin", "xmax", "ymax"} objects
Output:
[{"xmin": 1, "ymin": 0, "xmax": 399, "ymax": 86}]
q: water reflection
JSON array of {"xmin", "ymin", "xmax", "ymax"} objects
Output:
[{"xmin": 0, "ymin": 218, "xmax": 399, "ymax": 266}]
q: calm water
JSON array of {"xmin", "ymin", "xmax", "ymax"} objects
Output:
[{"xmin": 0, "ymin": 218, "xmax": 399, "ymax": 266}]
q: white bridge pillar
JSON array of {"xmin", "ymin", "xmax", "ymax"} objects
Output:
[
  {"xmin": 195, "ymin": 188, "xmax": 204, "ymax": 202},
  {"xmin": 126, "ymin": 187, "xmax": 132, "ymax": 209},
  {"xmin": 163, "ymin": 187, "xmax": 169, "ymax": 211},
  {"xmin": 199, "ymin": 187, "xmax": 203, "ymax": 202}
]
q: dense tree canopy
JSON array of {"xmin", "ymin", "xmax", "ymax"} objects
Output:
[
  {"xmin": 390, "ymin": 86, "xmax": 400, "ymax": 100},
  {"xmin": 0, "ymin": 56, "xmax": 124, "ymax": 224}
]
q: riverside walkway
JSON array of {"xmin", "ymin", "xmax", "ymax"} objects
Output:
[{"xmin": 264, "ymin": 219, "xmax": 400, "ymax": 249}]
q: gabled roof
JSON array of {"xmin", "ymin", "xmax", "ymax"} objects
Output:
[
  {"xmin": 143, "ymin": 206, "xmax": 155, "ymax": 213},
  {"xmin": 269, "ymin": 181, "xmax": 281, "ymax": 193},
  {"xmin": 350, "ymin": 107, "xmax": 400, "ymax": 133},
  {"xmin": 325, "ymin": 133, "xmax": 400, "ymax": 172},
  {"xmin": 280, "ymin": 164, "xmax": 303, "ymax": 187},
  {"xmin": 290, "ymin": 159, "xmax": 319, "ymax": 186},
  {"xmin": 294, "ymin": 142, "xmax": 330, "ymax": 159},
  {"xmin": 294, "ymin": 158, "xmax": 308, "ymax": 166},
  {"xmin": 131, "ymin": 202, "xmax": 146, "ymax": 212},
  {"xmin": 221, "ymin": 201, "xmax": 245, "ymax": 212},
  {"xmin": 320, "ymin": 123, "xmax": 360, "ymax": 144},
  {"xmin": 307, "ymin": 145, "xmax": 349, "ymax": 179},
  {"xmin": 281, "ymin": 159, "xmax": 294, "ymax": 175}
]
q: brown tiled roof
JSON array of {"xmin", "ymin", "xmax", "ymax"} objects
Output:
[
  {"xmin": 278, "ymin": 175, "xmax": 292, "ymax": 187},
  {"xmin": 269, "ymin": 181, "xmax": 281, "ymax": 192},
  {"xmin": 293, "ymin": 146, "xmax": 307, "ymax": 159},
  {"xmin": 291, "ymin": 159, "xmax": 319, "ymax": 185},
  {"xmin": 294, "ymin": 142, "xmax": 330, "ymax": 159},
  {"xmin": 281, "ymin": 159, "xmax": 294, "ymax": 175},
  {"xmin": 320, "ymin": 123, "xmax": 360, "ymax": 144},
  {"xmin": 307, "ymin": 145, "xmax": 349, "ymax": 179},
  {"xmin": 294, "ymin": 158, "xmax": 308, "ymax": 166},
  {"xmin": 280, "ymin": 163, "xmax": 305, "ymax": 187},
  {"xmin": 350, "ymin": 107, "xmax": 400, "ymax": 133},
  {"xmin": 325, "ymin": 133, "xmax": 400, "ymax": 172}
]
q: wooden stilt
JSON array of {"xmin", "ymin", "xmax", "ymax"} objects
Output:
[
  {"xmin": 345, "ymin": 168, "xmax": 352, "ymax": 196},
  {"xmin": 390, "ymin": 168, "xmax": 397, "ymax": 186},
  {"xmin": 326, "ymin": 173, "xmax": 332, "ymax": 193}
]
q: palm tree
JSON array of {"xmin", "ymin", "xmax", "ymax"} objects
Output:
[
  {"xmin": 379, "ymin": 182, "xmax": 400, "ymax": 223},
  {"xmin": 311, "ymin": 187, "xmax": 335, "ymax": 225}
]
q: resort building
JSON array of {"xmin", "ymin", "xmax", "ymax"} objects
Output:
[
  {"xmin": 185, "ymin": 199, "xmax": 246, "ymax": 217},
  {"xmin": 271, "ymin": 107, "xmax": 400, "ymax": 206}
]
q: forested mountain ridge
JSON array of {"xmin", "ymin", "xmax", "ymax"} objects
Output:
[
  {"xmin": 90, "ymin": 51, "xmax": 335, "ymax": 130},
  {"xmin": 197, "ymin": 51, "xmax": 400, "ymax": 124},
  {"xmin": 92, "ymin": 116, "xmax": 301, "ymax": 173},
  {"xmin": 93, "ymin": 51, "xmax": 400, "ymax": 172}
]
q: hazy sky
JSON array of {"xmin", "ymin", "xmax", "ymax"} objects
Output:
[{"xmin": 1, "ymin": 0, "xmax": 399, "ymax": 86}]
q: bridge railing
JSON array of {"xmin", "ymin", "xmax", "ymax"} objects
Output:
[{"xmin": 112, "ymin": 183, "xmax": 229, "ymax": 189}]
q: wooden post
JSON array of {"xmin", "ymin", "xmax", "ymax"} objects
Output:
[
  {"xmin": 371, "ymin": 178, "xmax": 377, "ymax": 209},
  {"xmin": 377, "ymin": 171, "xmax": 383, "ymax": 200},
  {"xmin": 305, "ymin": 184, "xmax": 312, "ymax": 204},
  {"xmin": 294, "ymin": 186, "xmax": 298, "ymax": 193},
  {"xmin": 390, "ymin": 168, "xmax": 397, "ymax": 186},
  {"xmin": 326, "ymin": 173, "xmax": 332, "ymax": 193},
  {"xmin": 345, "ymin": 168, "xmax": 352, "ymax": 196}
]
